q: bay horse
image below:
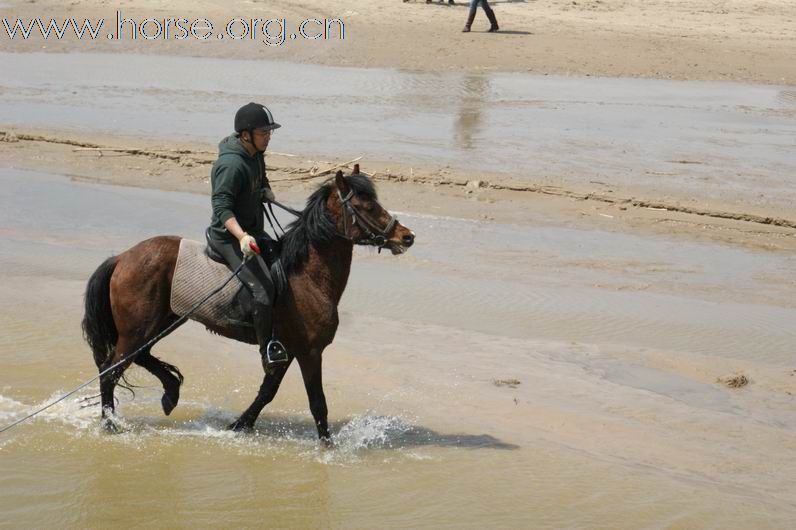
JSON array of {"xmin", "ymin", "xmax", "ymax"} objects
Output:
[{"xmin": 81, "ymin": 168, "xmax": 415, "ymax": 440}]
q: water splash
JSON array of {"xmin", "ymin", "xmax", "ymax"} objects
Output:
[
  {"xmin": 0, "ymin": 391, "xmax": 101, "ymax": 433},
  {"xmin": 0, "ymin": 393, "xmax": 426, "ymax": 464},
  {"xmin": 335, "ymin": 414, "xmax": 413, "ymax": 451}
]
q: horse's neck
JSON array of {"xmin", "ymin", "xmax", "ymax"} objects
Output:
[{"xmin": 303, "ymin": 238, "xmax": 353, "ymax": 305}]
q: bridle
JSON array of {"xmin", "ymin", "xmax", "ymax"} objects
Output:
[{"xmin": 337, "ymin": 189, "xmax": 397, "ymax": 251}]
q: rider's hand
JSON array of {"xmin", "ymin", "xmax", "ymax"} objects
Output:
[
  {"xmin": 261, "ymin": 187, "xmax": 275, "ymax": 203},
  {"xmin": 239, "ymin": 234, "xmax": 259, "ymax": 257}
]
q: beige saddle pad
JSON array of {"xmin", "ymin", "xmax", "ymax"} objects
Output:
[{"xmin": 170, "ymin": 239, "xmax": 244, "ymax": 327}]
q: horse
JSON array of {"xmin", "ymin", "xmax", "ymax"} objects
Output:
[{"xmin": 81, "ymin": 167, "xmax": 415, "ymax": 441}]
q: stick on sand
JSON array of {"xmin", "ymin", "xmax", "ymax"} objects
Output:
[{"xmin": 310, "ymin": 156, "xmax": 363, "ymax": 177}]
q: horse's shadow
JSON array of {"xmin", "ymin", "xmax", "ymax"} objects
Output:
[
  {"xmin": 158, "ymin": 410, "xmax": 519, "ymax": 451},
  {"xmin": 377, "ymin": 424, "xmax": 520, "ymax": 450},
  {"xmin": 240, "ymin": 414, "xmax": 519, "ymax": 451}
]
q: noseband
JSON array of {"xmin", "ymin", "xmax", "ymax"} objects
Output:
[{"xmin": 337, "ymin": 189, "xmax": 397, "ymax": 250}]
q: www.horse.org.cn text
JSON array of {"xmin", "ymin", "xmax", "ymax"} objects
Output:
[{"xmin": 1, "ymin": 11, "xmax": 346, "ymax": 46}]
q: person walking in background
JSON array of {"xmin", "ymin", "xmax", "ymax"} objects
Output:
[{"xmin": 462, "ymin": 0, "xmax": 499, "ymax": 32}]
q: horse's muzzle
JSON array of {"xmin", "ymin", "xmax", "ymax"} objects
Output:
[{"xmin": 386, "ymin": 230, "xmax": 414, "ymax": 255}]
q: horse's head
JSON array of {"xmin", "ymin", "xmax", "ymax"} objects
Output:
[{"xmin": 329, "ymin": 165, "xmax": 415, "ymax": 255}]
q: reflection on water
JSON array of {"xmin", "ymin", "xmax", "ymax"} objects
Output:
[{"xmin": 455, "ymin": 75, "xmax": 489, "ymax": 150}]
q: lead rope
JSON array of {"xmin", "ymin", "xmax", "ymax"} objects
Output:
[{"xmin": 0, "ymin": 257, "xmax": 250, "ymax": 435}]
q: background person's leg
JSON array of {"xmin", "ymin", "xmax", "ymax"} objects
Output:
[
  {"xmin": 463, "ymin": 0, "xmax": 479, "ymax": 32},
  {"xmin": 482, "ymin": 0, "xmax": 499, "ymax": 32}
]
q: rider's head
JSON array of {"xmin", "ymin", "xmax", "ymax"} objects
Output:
[{"xmin": 234, "ymin": 102, "xmax": 281, "ymax": 153}]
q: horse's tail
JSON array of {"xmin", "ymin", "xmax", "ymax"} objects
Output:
[{"xmin": 82, "ymin": 256, "xmax": 119, "ymax": 369}]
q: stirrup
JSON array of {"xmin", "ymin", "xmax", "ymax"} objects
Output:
[{"xmin": 265, "ymin": 339, "xmax": 289, "ymax": 365}]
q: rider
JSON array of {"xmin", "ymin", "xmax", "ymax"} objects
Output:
[{"xmin": 207, "ymin": 102, "xmax": 288, "ymax": 368}]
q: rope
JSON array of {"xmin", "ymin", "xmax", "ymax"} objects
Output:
[{"xmin": 0, "ymin": 258, "xmax": 249, "ymax": 435}]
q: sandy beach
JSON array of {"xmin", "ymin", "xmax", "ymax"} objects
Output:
[
  {"xmin": 2, "ymin": 0, "xmax": 795, "ymax": 84},
  {"xmin": 1, "ymin": 0, "xmax": 795, "ymax": 527}
]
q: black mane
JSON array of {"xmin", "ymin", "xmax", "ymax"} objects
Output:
[{"xmin": 280, "ymin": 174, "xmax": 377, "ymax": 274}]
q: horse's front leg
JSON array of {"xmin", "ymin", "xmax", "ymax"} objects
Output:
[
  {"xmin": 297, "ymin": 353, "xmax": 331, "ymax": 443},
  {"xmin": 228, "ymin": 357, "xmax": 292, "ymax": 431}
]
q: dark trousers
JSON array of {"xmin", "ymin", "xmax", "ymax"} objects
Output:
[{"xmin": 207, "ymin": 235, "xmax": 275, "ymax": 308}]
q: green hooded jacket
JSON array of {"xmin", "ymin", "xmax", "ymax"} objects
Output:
[{"xmin": 208, "ymin": 134, "xmax": 270, "ymax": 242}]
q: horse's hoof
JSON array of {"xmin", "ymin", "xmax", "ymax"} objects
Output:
[
  {"xmin": 320, "ymin": 436, "xmax": 334, "ymax": 449},
  {"xmin": 161, "ymin": 390, "xmax": 179, "ymax": 416},
  {"xmin": 101, "ymin": 417, "xmax": 121, "ymax": 434},
  {"xmin": 228, "ymin": 419, "xmax": 254, "ymax": 432}
]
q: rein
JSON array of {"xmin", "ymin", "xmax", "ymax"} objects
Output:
[
  {"xmin": 262, "ymin": 196, "xmax": 302, "ymax": 241},
  {"xmin": 263, "ymin": 189, "xmax": 397, "ymax": 251}
]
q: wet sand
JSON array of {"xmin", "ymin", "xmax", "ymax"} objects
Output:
[{"xmin": 1, "ymin": 169, "xmax": 795, "ymax": 528}]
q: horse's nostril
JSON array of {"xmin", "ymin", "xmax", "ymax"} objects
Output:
[{"xmin": 402, "ymin": 234, "xmax": 415, "ymax": 247}]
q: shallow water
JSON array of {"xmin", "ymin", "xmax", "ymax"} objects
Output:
[
  {"xmin": 1, "ymin": 169, "xmax": 795, "ymax": 527},
  {"xmin": 0, "ymin": 51, "xmax": 794, "ymax": 211}
]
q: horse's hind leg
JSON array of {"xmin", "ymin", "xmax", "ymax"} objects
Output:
[{"xmin": 135, "ymin": 351, "xmax": 184, "ymax": 416}]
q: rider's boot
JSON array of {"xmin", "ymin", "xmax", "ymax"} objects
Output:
[{"xmin": 252, "ymin": 303, "xmax": 288, "ymax": 372}]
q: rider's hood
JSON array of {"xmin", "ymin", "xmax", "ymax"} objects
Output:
[{"xmin": 217, "ymin": 133, "xmax": 258, "ymax": 159}]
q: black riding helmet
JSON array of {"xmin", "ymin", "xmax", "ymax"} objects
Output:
[{"xmin": 234, "ymin": 102, "xmax": 281, "ymax": 133}]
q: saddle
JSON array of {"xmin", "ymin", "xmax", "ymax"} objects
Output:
[
  {"xmin": 168, "ymin": 234, "xmax": 287, "ymax": 330},
  {"xmin": 203, "ymin": 229, "xmax": 287, "ymax": 298}
]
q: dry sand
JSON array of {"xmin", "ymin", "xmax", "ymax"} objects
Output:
[{"xmin": 1, "ymin": 0, "xmax": 794, "ymax": 84}]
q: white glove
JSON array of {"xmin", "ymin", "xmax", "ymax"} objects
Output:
[
  {"xmin": 261, "ymin": 187, "xmax": 275, "ymax": 202},
  {"xmin": 239, "ymin": 234, "xmax": 259, "ymax": 257}
]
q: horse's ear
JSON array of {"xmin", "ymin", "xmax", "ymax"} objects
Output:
[
  {"xmin": 352, "ymin": 163, "xmax": 360, "ymax": 175},
  {"xmin": 335, "ymin": 169, "xmax": 349, "ymax": 195}
]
